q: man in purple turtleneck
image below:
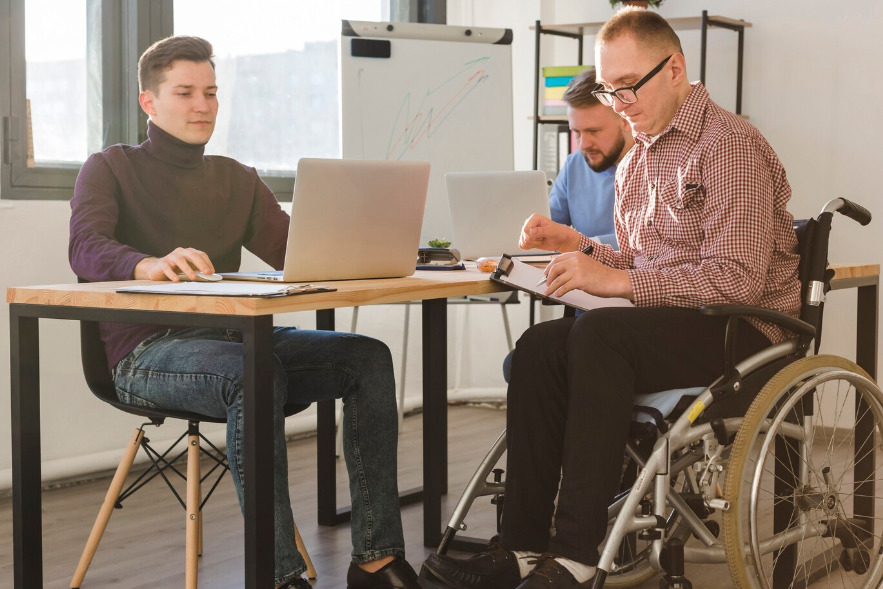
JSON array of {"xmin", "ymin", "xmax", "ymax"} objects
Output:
[{"xmin": 69, "ymin": 36, "xmax": 419, "ymax": 589}]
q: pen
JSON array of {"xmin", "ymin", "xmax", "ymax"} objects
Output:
[{"xmin": 536, "ymin": 244, "xmax": 595, "ymax": 286}]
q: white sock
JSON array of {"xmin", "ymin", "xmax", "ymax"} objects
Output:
[
  {"xmin": 554, "ymin": 557, "xmax": 596, "ymax": 584},
  {"xmin": 510, "ymin": 551, "xmax": 541, "ymax": 579}
]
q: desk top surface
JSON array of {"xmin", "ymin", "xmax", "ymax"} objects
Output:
[
  {"xmin": 7, "ymin": 264, "xmax": 878, "ymax": 317},
  {"xmin": 828, "ymin": 264, "xmax": 880, "ymax": 281},
  {"xmin": 6, "ymin": 266, "xmax": 507, "ymax": 316}
]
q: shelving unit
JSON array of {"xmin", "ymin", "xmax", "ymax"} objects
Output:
[{"xmin": 531, "ymin": 10, "xmax": 752, "ymax": 170}]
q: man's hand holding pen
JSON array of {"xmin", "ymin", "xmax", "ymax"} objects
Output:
[
  {"xmin": 536, "ymin": 244, "xmax": 594, "ymax": 286},
  {"xmin": 521, "ymin": 213, "xmax": 634, "ymax": 301},
  {"xmin": 539, "ymin": 249, "xmax": 634, "ymax": 300}
]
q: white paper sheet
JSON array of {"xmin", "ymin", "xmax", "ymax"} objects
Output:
[{"xmin": 116, "ymin": 282, "xmax": 328, "ymax": 298}]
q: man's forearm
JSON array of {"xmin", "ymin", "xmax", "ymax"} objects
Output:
[{"xmin": 69, "ymin": 230, "xmax": 151, "ymax": 282}]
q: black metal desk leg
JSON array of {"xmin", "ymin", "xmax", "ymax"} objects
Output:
[
  {"xmin": 423, "ymin": 298, "xmax": 448, "ymax": 547},
  {"xmin": 315, "ymin": 309, "xmax": 344, "ymax": 526},
  {"xmin": 10, "ymin": 307, "xmax": 42, "ymax": 589},
  {"xmin": 242, "ymin": 315, "xmax": 275, "ymax": 589},
  {"xmin": 855, "ymin": 282, "xmax": 878, "ymax": 534}
]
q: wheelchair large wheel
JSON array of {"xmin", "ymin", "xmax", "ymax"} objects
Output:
[{"xmin": 722, "ymin": 355, "xmax": 883, "ymax": 589}]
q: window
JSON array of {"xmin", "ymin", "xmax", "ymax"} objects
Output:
[
  {"xmin": 174, "ymin": 0, "xmax": 384, "ymax": 175},
  {"xmin": 1, "ymin": 0, "xmax": 171, "ymax": 200},
  {"xmin": 25, "ymin": 0, "xmax": 88, "ymax": 165}
]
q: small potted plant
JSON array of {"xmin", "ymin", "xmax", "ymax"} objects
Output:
[{"xmin": 609, "ymin": 0, "xmax": 665, "ymax": 8}]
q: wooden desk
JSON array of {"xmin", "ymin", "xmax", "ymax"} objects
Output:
[{"xmin": 7, "ymin": 268, "xmax": 507, "ymax": 589}]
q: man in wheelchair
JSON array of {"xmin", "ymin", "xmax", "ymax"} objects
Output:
[{"xmin": 425, "ymin": 8, "xmax": 808, "ymax": 589}]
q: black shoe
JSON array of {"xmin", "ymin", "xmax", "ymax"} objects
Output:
[
  {"xmin": 347, "ymin": 556, "xmax": 421, "ymax": 589},
  {"xmin": 516, "ymin": 554, "xmax": 593, "ymax": 589},
  {"xmin": 422, "ymin": 540, "xmax": 523, "ymax": 589},
  {"xmin": 278, "ymin": 577, "xmax": 311, "ymax": 589}
]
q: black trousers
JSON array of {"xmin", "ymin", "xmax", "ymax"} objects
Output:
[{"xmin": 499, "ymin": 307, "xmax": 771, "ymax": 565}]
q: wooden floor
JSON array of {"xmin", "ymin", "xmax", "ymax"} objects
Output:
[{"xmin": 0, "ymin": 405, "xmax": 747, "ymax": 589}]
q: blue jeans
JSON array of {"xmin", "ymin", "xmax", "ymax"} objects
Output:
[{"xmin": 112, "ymin": 327, "xmax": 405, "ymax": 585}]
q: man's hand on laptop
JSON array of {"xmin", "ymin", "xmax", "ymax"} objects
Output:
[
  {"xmin": 519, "ymin": 214, "xmax": 581, "ymax": 253},
  {"xmin": 134, "ymin": 247, "xmax": 215, "ymax": 281}
]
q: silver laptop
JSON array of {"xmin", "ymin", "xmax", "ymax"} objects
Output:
[
  {"xmin": 221, "ymin": 158, "xmax": 430, "ymax": 282},
  {"xmin": 446, "ymin": 170, "xmax": 553, "ymax": 260}
]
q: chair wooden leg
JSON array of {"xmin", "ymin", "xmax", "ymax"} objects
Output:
[
  {"xmin": 197, "ymin": 476, "xmax": 204, "ymax": 557},
  {"xmin": 70, "ymin": 428, "xmax": 145, "ymax": 588},
  {"xmin": 185, "ymin": 423, "xmax": 201, "ymax": 589},
  {"xmin": 294, "ymin": 522, "xmax": 317, "ymax": 580}
]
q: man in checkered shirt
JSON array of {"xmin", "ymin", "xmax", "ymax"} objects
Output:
[{"xmin": 424, "ymin": 8, "xmax": 801, "ymax": 589}]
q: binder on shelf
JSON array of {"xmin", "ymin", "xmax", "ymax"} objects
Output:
[
  {"xmin": 538, "ymin": 123, "xmax": 571, "ymax": 181},
  {"xmin": 491, "ymin": 254, "xmax": 632, "ymax": 312}
]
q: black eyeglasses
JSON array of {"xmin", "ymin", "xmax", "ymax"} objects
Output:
[{"xmin": 591, "ymin": 55, "xmax": 672, "ymax": 106}]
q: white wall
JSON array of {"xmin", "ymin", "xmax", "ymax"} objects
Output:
[{"xmin": 3, "ymin": 0, "xmax": 882, "ymax": 488}]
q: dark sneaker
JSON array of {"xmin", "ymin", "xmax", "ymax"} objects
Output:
[
  {"xmin": 423, "ymin": 540, "xmax": 523, "ymax": 589},
  {"xmin": 516, "ymin": 554, "xmax": 593, "ymax": 589},
  {"xmin": 347, "ymin": 556, "xmax": 421, "ymax": 589}
]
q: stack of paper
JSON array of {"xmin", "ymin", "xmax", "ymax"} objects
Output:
[{"xmin": 117, "ymin": 282, "xmax": 334, "ymax": 298}]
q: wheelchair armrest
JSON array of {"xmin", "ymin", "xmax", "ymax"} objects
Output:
[{"xmin": 699, "ymin": 304, "xmax": 816, "ymax": 338}]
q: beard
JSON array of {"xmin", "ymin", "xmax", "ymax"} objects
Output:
[{"xmin": 584, "ymin": 133, "xmax": 626, "ymax": 173}]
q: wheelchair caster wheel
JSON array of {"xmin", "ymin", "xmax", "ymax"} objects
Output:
[
  {"xmin": 839, "ymin": 549, "xmax": 854, "ymax": 572},
  {"xmin": 692, "ymin": 520, "xmax": 719, "ymax": 540},
  {"xmin": 854, "ymin": 550, "xmax": 871, "ymax": 575}
]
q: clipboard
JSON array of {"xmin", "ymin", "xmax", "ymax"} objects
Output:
[
  {"xmin": 117, "ymin": 282, "xmax": 337, "ymax": 298},
  {"xmin": 490, "ymin": 254, "xmax": 633, "ymax": 312}
]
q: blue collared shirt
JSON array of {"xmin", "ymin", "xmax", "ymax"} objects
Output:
[{"xmin": 549, "ymin": 150, "xmax": 618, "ymax": 249}]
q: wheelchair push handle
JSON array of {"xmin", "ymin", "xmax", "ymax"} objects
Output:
[{"xmin": 823, "ymin": 197, "xmax": 872, "ymax": 226}]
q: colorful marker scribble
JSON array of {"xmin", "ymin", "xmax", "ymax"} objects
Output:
[{"xmin": 385, "ymin": 57, "xmax": 491, "ymax": 160}]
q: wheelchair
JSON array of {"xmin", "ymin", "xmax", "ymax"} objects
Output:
[{"xmin": 431, "ymin": 198, "xmax": 882, "ymax": 589}]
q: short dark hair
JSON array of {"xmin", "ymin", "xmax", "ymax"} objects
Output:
[
  {"xmin": 138, "ymin": 35, "xmax": 215, "ymax": 93},
  {"xmin": 597, "ymin": 7, "xmax": 684, "ymax": 57},
  {"xmin": 562, "ymin": 68, "xmax": 602, "ymax": 109}
]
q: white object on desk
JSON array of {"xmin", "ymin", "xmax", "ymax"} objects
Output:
[
  {"xmin": 117, "ymin": 282, "xmax": 328, "ymax": 297},
  {"xmin": 447, "ymin": 170, "xmax": 554, "ymax": 260}
]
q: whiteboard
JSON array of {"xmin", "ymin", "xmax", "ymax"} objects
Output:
[{"xmin": 340, "ymin": 20, "xmax": 514, "ymax": 245}]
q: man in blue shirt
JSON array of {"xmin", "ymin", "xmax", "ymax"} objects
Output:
[{"xmin": 548, "ymin": 68, "xmax": 634, "ymax": 247}]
